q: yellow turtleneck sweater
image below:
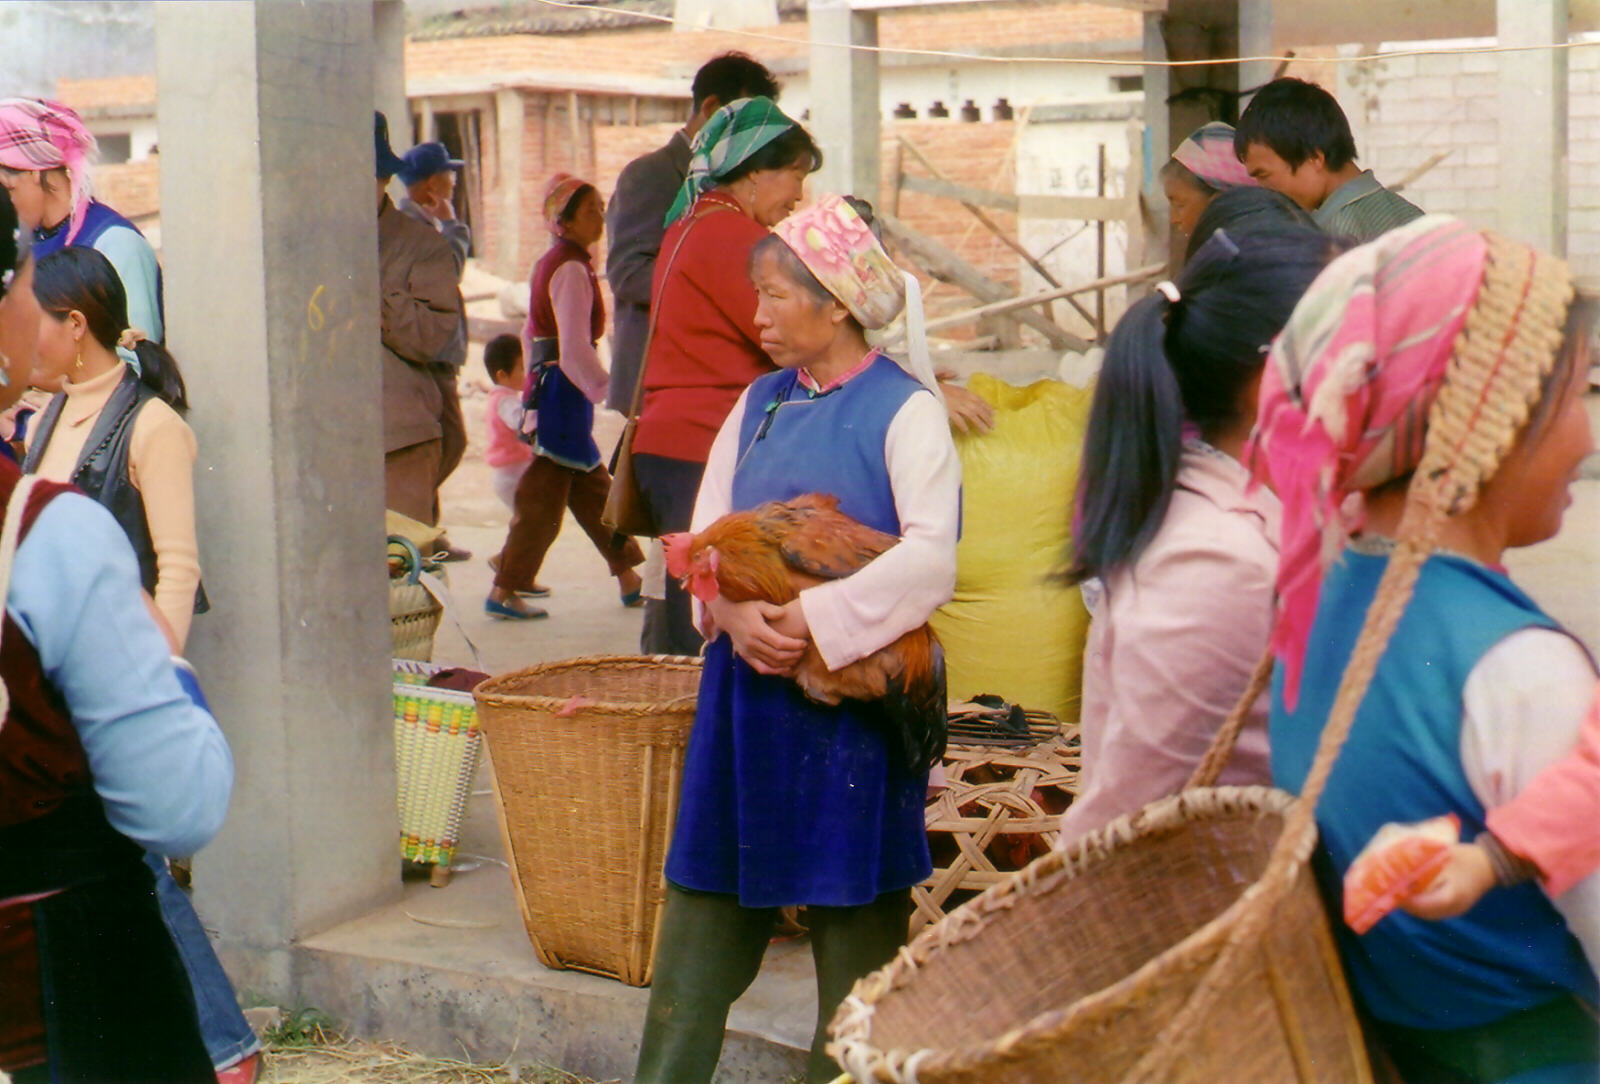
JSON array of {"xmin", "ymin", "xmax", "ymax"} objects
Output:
[{"xmin": 27, "ymin": 362, "xmax": 202, "ymax": 648}]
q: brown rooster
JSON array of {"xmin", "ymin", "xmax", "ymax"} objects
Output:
[{"xmin": 662, "ymin": 493, "xmax": 947, "ymax": 771}]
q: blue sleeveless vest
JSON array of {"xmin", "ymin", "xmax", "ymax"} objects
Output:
[
  {"xmin": 32, "ymin": 201, "xmax": 166, "ymax": 347},
  {"xmin": 1271, "ymin": 550, "xmax": 1598, "ymax": 1030},
  {"xmin": 664, "ymin": 353, "xmax": 933, "ymax": 908},
  {"xmin": 730, "ymin": 355, "xmax": 922, "ymax": 533}
]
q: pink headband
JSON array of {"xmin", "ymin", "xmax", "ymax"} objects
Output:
[
  {"xmin": 0, "ymin": 99, "xmax": 96, "ymax": 243},
  {"xmin": 542, "ymin": 172, "xmax": 591, "ymax": 236}
]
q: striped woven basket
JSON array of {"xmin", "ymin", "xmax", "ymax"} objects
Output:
[{"xmin": 394, "ymin": 659, "xmax": 485, "ymax": 874}]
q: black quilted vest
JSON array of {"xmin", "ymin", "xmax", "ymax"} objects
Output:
[{"xmin": 22, "ymin": 367, "xmax": 207, "ymax": 612}]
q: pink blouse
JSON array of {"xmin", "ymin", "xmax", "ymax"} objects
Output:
[{"xmin": 1059, "ymin": 443, "xmax": 1279, "ymax": 844}]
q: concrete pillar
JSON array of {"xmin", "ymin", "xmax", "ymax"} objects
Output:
[
  {"xmin": 495, "ymin": 88, "xmax": 526, "ymax": 279},
  {"xmin": 1498, "ymin": 0, "xmax": 1569, "ymax": 253},
  {"xmin": 1154, "ymin": 0, "xmax": 1268, "ymax": 266},
  {"xmin": 416, "ymin": 97, "xmax": 437, "ymax": 144},
  {"xmin": 1142, "ymin": 12, "xmax": 1173, "ymax": 262},
  {"xmin": 155, "ymin": 0, "xmax": 398, "ymax": 1000},
  {"xmin": 374, "ymin": 0, "xmax": 409, "ymax": 150},
  {"xmin": 808, "ymin": 0, "xmax": 881, "ymax": 208},
  {"xmin": 1237, "ymin": 0, "xmax": 1274, "ymax": 109}
]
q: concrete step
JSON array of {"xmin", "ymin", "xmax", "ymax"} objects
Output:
[{"xmin": 286, "ymin": 785, "xmax": 811, "ymax": 1084}]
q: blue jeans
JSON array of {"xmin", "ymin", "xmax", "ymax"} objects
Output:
[{"xmin": 144, "ymin": 852, "xmax": 260, "ymax": 1070}]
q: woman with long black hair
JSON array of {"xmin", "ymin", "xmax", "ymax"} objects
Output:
[
  {"xmin": 24, "ymin": 245, "xmax": 202, "ymax": 648},
  {"xmin": 21, "ymin": 245, "xmax": 261, "ymax": 1081},
  {"xmin": 1056, "ymin": 224, "xmax": 1345, "ymax": 843}
]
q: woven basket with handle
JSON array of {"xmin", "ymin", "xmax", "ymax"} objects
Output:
[
  {"xmin": 827, "ymin": 231, "xmax": 1574, "ymax": 1083},
  {"xmin": 473, "ymin": 654, "xmax": 702, "ymax": 986},
  {"xmin": 389, "ymin": 535, "xmax": 443, "ymax": 662}
]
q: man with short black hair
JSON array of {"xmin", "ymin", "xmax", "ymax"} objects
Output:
[
  {"xmin": 1234, "ymin": 77, "xmax": 1422, "ymax": 243},
  {"xmin": 603, "ymin": 52, "xmax": 780, "ymax": 412}
]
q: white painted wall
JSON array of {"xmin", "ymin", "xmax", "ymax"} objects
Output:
[
  {"xmin": 1335, "ymin": 33, "xmax": 1600, "ymax": 278},
  {"xmin": 781, "ymin": 59, "xmax": 1141, "ymax": 121}
]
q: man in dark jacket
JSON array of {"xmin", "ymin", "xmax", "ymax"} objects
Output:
[
  {"xmin": 375, "ymin": 112, "xmax": 467, "ymax": 529},
  {"xmin": 603, "ymin": 53, "xmax": 779, "ymax": 413}
]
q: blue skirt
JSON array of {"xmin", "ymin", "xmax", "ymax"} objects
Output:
[
  {"xmin": 532, "ymin": 364, "xmax": 600, "ymax": 471},
  {"xmin": 664, "ymin": 635, "xmax": 932, "ymax": 908}
]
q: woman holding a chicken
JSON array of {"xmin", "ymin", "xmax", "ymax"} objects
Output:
[{"xmin": 634, "ymin": 195, "xmax": 959, "ymax": 1084}]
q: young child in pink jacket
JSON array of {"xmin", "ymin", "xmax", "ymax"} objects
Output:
[{"xmin": 482, "ymin": 333, "xmax": 532, "ymax": 511}]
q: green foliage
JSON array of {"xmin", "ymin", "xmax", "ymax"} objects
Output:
[{"xmin": 263, "ymin": 1006, "xmax": 341, "ymax": 1049}]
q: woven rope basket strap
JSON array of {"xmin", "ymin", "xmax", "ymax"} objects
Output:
[{"xmin": 1125, "ymin": 230, "xmax": 1576, "ymax": 1083}]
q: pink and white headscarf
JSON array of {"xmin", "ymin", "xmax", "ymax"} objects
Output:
[
  {"xmin": 772, "ymin": 193, "xmax": 942, "ymax": 401},
  {"xmin": 0, "ymin": 98, "xmax": 97, "ymax": 243},
  {"xmin": 1246, "ymin": 215, "xmax": 1488, "ymax": 708},
  {"xmin": 1171, "ymin": 121, "xmax": 1255, "ymax": 191},
  {"xmin": 542, "ymin": 172, "xmax": 591, "ymax": 236}
]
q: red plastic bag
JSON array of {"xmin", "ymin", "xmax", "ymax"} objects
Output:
[{"xmin": 1343, "ymin": 814, "xmax": 1461, "ymax": 934}]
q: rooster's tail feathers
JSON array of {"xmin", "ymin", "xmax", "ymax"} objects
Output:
[{"xmin": 882, "ymin": 634, "xmax": 948, "ymax": 774}]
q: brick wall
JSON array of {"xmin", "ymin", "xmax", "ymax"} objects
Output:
[
  {"xmin": 882, "ymin": 119, "xmax": 1021, "ymax": 298},
  {"xmin": 406, "ymin": 1, "xmax": 1139, "ymax": 86},
  {"xmin": 1337, "ymin": 43, "xmax": 1600, "ymax": 276},
  {"xmin": 92, "ymin": 157, "xmax": 161, "ymax": 220}
]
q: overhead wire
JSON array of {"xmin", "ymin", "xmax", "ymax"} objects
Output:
[{"xmin": 519, "ymin": 0, "xmax": 1600, "ymax": 70}]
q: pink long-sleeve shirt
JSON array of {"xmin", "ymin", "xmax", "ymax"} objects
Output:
[{"xmin": 1059, "ymin": 443, "xmax": 1279, "ymax": 844}]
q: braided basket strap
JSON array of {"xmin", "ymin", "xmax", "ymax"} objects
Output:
[
  {"xmin": 1128, "ymin": 231, "xmax": 1575, "ymax": 1083},
  {"xmin": 1185, "ymin": 649, "xmax": 1274, "ymax": 791}
]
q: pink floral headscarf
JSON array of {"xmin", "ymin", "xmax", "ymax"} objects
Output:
[
  {"xmin": 773, "ymin": 194, "xmax": 905, "ymax": 331},
  {"xmin": 1247, "ymin": 215, "xmax": 1488, "ymax": 708},
  {"xmin": 771, "ymin": 194, "xmax": 944, "ymax": 401},
  {"xmin": 542, "ymin": 172, "xmax": 591, "ymax": 236},
  {"xmin": 0, "ymin": 98, "xmax": 97, "ymax": 243}
]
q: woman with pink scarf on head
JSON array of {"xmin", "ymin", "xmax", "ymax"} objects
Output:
[
  {"xmin": 1255, "ymin": 215, "xmax": 1598, "ymax": 1083},
  {"xmin": 486, "ymin": 172, "xmax": 644, "ymax": 620},
  {"xmin": 0, "ymin": 99, "xmax": 163, "ymax": 353},
  {"xmin": 1161, "ymin": 121, "xmax": 1257, "ymax": 241},
  {"xmin": 636, "ymin": 194, "xmax": 958, "ymax": 1084}
]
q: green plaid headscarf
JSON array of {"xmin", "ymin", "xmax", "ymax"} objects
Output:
[{"xmin": 663, "ymin": 96, "xmax": 800, "ymax": 227}]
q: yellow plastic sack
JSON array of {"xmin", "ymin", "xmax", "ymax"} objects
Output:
[{"xmin": 930, "ymin": 373, "xmax": 1093, "ymax": 721}]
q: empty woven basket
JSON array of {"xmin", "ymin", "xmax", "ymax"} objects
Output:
[{"xmin": 473, "ymin": 654, "xmax": 701, "ymax": 986}]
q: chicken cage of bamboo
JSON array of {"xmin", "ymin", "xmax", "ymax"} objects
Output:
[{"xmin": 914, "ymin": 711, "xmax": 1080, "ymax": 932}]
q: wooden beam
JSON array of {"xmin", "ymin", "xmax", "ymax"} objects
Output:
[
  {"xmin": 887, "ymin": 139, "xmax": 904, "ymax": 218},
  {"xmin": 1391, "ymin": 148, "xmax": 1451, "ymax": 193},
  {"xmin": 922, "ymin": 262, "xmax": 1166, "ymax": 335},
  {"xmin": 878, "ymin": 212, "xmax": 1089, "ymax": 352},
  {"xmin": 898, "ymin": 135, "xmax": 1090, "ymax": 329},
  {"xmin": 898, "ymin": 173, "xmax": 1134, "ymax": 222}
]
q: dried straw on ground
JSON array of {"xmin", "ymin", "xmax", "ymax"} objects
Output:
[{"xmin": 259, "ymin": 1036, "xmax": 612, "ymax": 1084}]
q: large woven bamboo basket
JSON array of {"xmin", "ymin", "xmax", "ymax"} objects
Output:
[
  {"xmin": 473, "ymin": 655, "xmax": 701, "ymax": 986},
  {"xmin": 832, "ymin": 782, "xmax": 1368, "ymax": 1083}
]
